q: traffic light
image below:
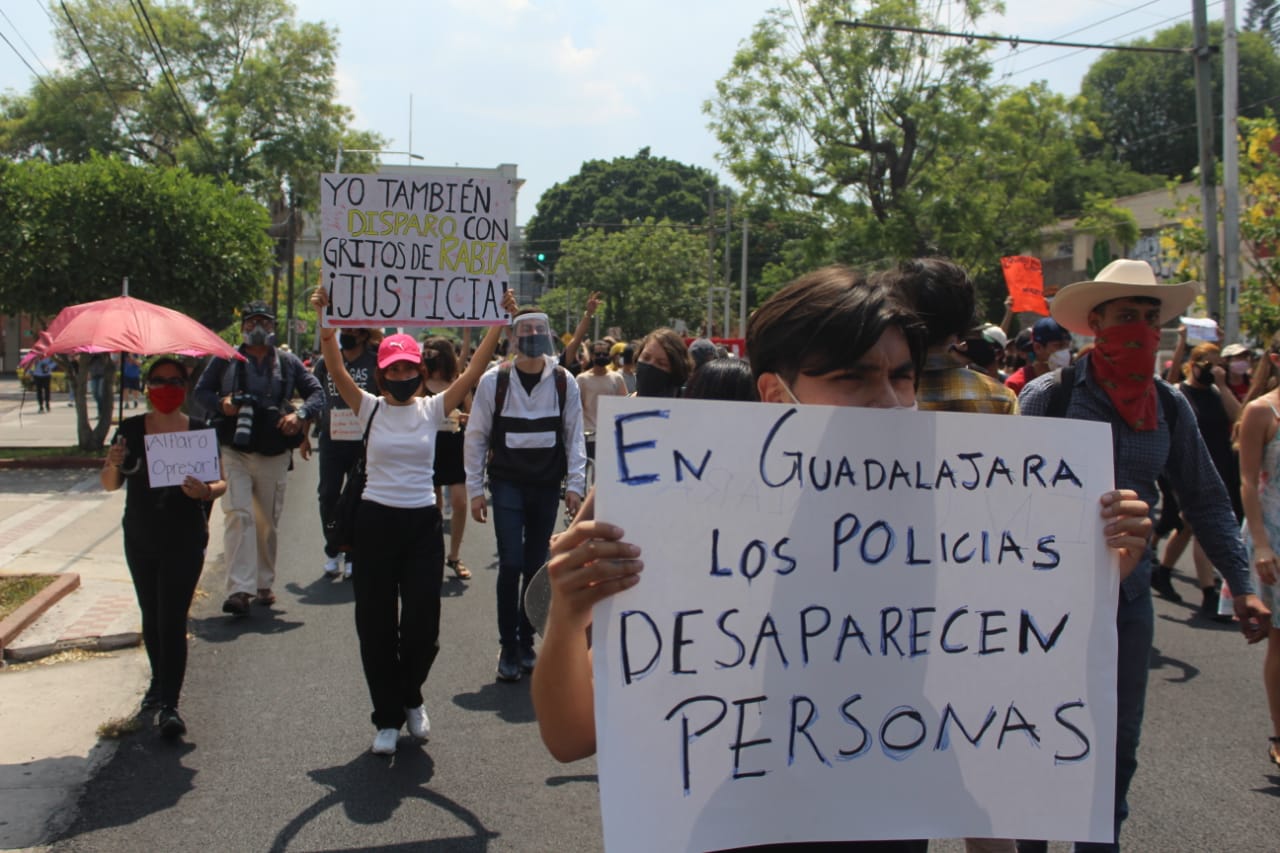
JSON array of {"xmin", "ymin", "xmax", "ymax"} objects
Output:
[{"xmin": 536, "ymin": 252, "xmax": 547, "ymax": 263}]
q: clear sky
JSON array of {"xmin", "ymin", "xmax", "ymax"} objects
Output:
[{"xmin": 0, "ymin": 0, "xmax": 1228, "ymax": 224}]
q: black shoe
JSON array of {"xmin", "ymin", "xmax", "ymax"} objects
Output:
[
  {"xmin": 1151, "ymin": 565, "xmax": 1183, "ymax": 602},
  {"xmin": 158, "ymin": 707, "xmax": 186, "ymax": 739},
  {"xmin": 496, "ymin": 644, "xmax": 522, "ymax": 682},
  {"xmin": 221, "ymin": 592, "xmax": 251, "ymax": 616},
  {"xmin": 519, "ymin": 646, "xmax": 537, "ymax": 673},
  {"xmin": 1201, "ymin": 587, "xmax": 1234, "ymax": 623},
  {"xmin": 139, "ymin": 684, "xmax": 163, "ymax": 714}
]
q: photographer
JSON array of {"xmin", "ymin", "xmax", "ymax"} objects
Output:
[{"xmin": 195, "ymin": 300, "xmax": 324, "ymax": 616}]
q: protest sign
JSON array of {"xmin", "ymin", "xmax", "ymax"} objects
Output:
[
  {"xmin": 319, "ymin": 171, "xmax": 513, "ymax": 327},
  {"xmin": 1180, "ymin": 316, "xmax": 1219, "ymax": 343},
  {"xmin": 593, "ymin": 397, "xmax": 1117, "ymax": 851},
  {"xmin": 144, "ymin": 428, "xmax": 220, "ymax": 488},
  {"xmin": 1002, "ymin": 256, "xmax": 1050, "ymax": 315}
]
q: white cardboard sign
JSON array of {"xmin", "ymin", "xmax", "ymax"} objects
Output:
[
  {"xmin": 593, "ymin": 398, "xmax": 1118, "ymax": 851},
  {"xmin": 319, "ymin": 171, "xmax": 513, "ymax": 328},
  {"xmin": 143, "ymin": 428, "xmax": 220, "ymax": 488}
]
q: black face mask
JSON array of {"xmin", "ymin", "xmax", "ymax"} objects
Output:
[
  {"xmin": 517, "ymin": 335, "xmax": 555, "ymax": 358},
  {"xmin": 383, "ymin": 375, "xmax": 421, "ymax": 402},
  {"xmin": 338, "ymin": 333, "xmax": 359, "ymax": 351},
  {"xmin": 1193, "ymin": 365, "xmax": 1215, "ymax": 386},
  {"xmin": 593, "ymin": 353, "xmax": 611, "ymax": 367},
  {"xmin": 635, "ymin": 361, "xmax": 677, "ymax": 397}
]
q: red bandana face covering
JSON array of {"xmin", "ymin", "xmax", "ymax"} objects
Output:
[
  {"xmin": 148, "ymin": 385, "xmax": 186, "ymax": 414},
  {"xmin": 1090, "ymin": 321, "xmax": 1161, "ymax": 431}
]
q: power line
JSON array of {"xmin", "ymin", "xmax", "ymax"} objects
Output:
[
  {"xmin": 835, "ymin": 18, "xmax": 1191, "ymax": 54},
  {"xmin": 0, "ymin": 6, "xmax": 54, "ymax": 79},
  {"xmin": 127, "ymin": 0, "xmax": 219, "ymax": 167},
  {"xmin": 1001, "ymin": 2, "xmax": 1223, "ymax": 80},
  {"xmin": 994, "ymin": 0, "xmax": 1168, "ymax": 66},
  {"xmin": 0, "ymin": 27, "xmax": 53, "ymax": 94},
  {"xmin": 57, "ymin": 0, "xmax": 128, "ymax": 123}
]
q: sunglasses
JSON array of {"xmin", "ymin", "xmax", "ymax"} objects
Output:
[{"xmin": 147, "ymin": 377, "xmax": 186, "ymax": 388}]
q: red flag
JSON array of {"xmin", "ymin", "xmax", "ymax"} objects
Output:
[{"xmin": 1001, "ymin": 256, "xmax": 1050, "ymax": 316}]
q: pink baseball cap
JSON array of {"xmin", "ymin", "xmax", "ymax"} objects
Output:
[{"xmin": 377, "ymin": 333, "xmax": 422, "ymax": 369}]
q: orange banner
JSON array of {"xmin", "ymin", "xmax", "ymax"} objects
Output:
[{"xmin": 1001, "ymin": 256, "xmax": 1050, "ymax": 316}]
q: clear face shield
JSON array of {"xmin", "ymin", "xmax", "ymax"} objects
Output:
[{"xmin": 512, "ymin": 313, "xmax": 557, "ymax": 359}]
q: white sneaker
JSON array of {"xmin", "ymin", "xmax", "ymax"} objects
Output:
[
  {"xmin": 343, "ymin": 562, "xmax": 353, "ymax": 580},
  {"xmin": 323, "ymin": 556, "xmax": 341, "ymax": 577},
  {"xmin": 371, "ymin": 728, "xmax": 399, "ymax": 755},
  {"xmin": 405, "ymin": 705, "xmax": 430, "ymax": 740}
]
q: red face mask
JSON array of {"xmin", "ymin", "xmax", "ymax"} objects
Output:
[
  {"xmin": 1090, "ymin": 321, "xmax": 1161, "ymax": 431},
  {"xmin": 148, "ymin": 385, "xmax": 186, "ymax": 414}
]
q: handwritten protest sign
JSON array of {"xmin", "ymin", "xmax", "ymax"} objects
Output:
[
  {"xmin": 144, "ymin": 429, "xmax": 219, "ymax": 489},
  {"xmin": 1180, "ymin": 316, "xmax": 1219, "ymax": 343},
  {"xmin": 1002, "ymin": 256, "xmax": 1050, "ymax": 315},
  {"xmin": 593, "ymin": 398, "xmax": 1117, "ymax": 851},
  {"xmin": 319, "ymin": 171, "xmax": 513, "ymax": 327}
]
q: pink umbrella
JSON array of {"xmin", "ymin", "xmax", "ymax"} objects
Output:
[
  {"xmin": 18, "ymin": 331, "xmax": 52, "ymax": 369},
  {"xmin": 42, "ymin": 295, "xmax": 243, "ymax": 361}
]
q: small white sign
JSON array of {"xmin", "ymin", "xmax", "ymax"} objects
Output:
[
  {"xmin": 1181, "ymin": 316, "xmax": 1219, "ymax": 342},
  {"xmin": 328, "ymin": 408, "xmax": 363, "ymax": 442},
  {"xmin": 593, "ymin": 398, "xmax": 1118, "ymax": 851},
  {"xmin": 143, "ymin": 428, "xmax": 220, "ymax": 488}
]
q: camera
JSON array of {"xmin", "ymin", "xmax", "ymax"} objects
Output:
[{"xmin": 230, "ymin": 391, "xmax": 258, "ymax": 449}]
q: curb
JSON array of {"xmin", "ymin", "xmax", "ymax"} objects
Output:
[
  {"xmin": 0, "ymin": 572, "xmax": 80, "ymax": 656},
  {"xmin": 3, "ymin": 631, "xmax": 142, "ymax": 664},
  {"xmin": 0, "ymin": 457, "xmax": 103, "ymax": 470}
]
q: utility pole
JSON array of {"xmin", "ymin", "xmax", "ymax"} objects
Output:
[
  {"xmin": 1192, "ymin": 0, "xmax": 1221, "ymax": 318},
  {"xmin": 740, "ymin": 219, "xmax": 749, "ymax": 341},
  {"xmin": 1222, "ymin": 0, "xmax": 1242, "ymax": 341},
  {"xmin": 285, "ymin": 192, "xmax": 297, "ymax": 351},
  {"xmin": 706, "ymin": 190, "xmax": 716, "ymax": 337}
]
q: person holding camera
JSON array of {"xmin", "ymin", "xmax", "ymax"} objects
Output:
[{"xmin": 195, "ymin": 300, "xmax": 324, "ymax": 616}]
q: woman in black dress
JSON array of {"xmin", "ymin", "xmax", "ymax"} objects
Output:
[{"xmin": 423, "ymin": 336, "xmax": 472, "ymax": 579}]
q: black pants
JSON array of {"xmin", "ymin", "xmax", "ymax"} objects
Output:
[
  {"xmin": 318, "ymin": 437, "xmax": 362, "ymax": 560},
  {"xmin": 124, "ymin": 528, "xmax": 206, "ymax": 708},
  {"xmin": 352, "ymin": 500, "xmax": 444, "ymax": 730},
  {"xmin": 32, "ymin": 375, "xmax": 51, "ymax": 410}
]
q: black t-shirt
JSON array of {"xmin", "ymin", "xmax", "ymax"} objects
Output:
[{"xmin": 116, "ymin": 414, "xmax": 212, "ymax": 540}]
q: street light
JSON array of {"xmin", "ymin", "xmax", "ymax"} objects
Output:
[{"xmin": 334, "ymin": 144, "xmax": 425, "ymax": 173}]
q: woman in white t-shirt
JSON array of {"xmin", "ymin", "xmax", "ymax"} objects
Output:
[{"xmin": 312, "ymin": 286, "xmax": 515, "ymax": 755}]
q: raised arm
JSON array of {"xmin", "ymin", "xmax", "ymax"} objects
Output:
[
  {"xmin": 444, "ymin": 289, "xmax": 516, "ymax": 414},
  {"xmin": 562, "ymin": 291, "xmax": 600, "ymax": 368},
  {"xmin": 310, "ymin": 287, "xmax": 365, "ymax": 414}
]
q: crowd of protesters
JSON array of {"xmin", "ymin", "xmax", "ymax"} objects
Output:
[{"xmin": 88, "ymin": 251, "xmax": 1280, "ymax": 851}]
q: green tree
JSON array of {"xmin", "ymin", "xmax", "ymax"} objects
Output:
[
  {"xmin": 524, "ymin": 148, "xmax": 721, "ymax": 268},
  {"xmin": 1075, "ymin": 193, "xmax": 1141, "ymax": 277},
  {"xmin": 1245, "ymin": 0, "xmax": 1279, "ymax": 48},
  {"xmin": 542, "ymin": 219, "xmax": 708, "ymax": 339},
  {"xmin": 1079, "ymin": 22, "xmax": 1280, "ymax": 180},
  {"xmin": 0, "ymin": 157, "xmax": 273, "ymax": 446},
  {"xmin": 0, "ymin": 0, "xmax": 382, "ymax": 209}
]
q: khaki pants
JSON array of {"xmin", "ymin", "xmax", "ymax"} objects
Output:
[{"xmin": 221, "ymin": 447, "xmax": 290, "ymax": 596}]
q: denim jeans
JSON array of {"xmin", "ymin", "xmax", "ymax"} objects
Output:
[{"xmin": 490, "ymin": 478, "xmax": 559, "ymax": 649}]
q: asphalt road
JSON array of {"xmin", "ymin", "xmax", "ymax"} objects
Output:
[{"xmin": 46, "ymin": 459, "xmax": 1280, "ymax": 852}]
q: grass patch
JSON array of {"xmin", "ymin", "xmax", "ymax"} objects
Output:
[
  {"xmin": 0, "ymin": 446, "xmax": 105, "ymax": 461},
  {"xmin": 0, "ymin": 574, "xmax": 58, "ymax": 622}
]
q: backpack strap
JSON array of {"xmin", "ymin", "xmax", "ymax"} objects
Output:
[
  {"xmin": 1045, "ymin": 365, "xmax": 1073, "ymax": 418},
  {"xmin": 494, "ymin": 361, "xmax": 511, "ymax": 417},
  {"xmin": 553, "ymin": 365, "xmax": 567, "ymax": 419}
]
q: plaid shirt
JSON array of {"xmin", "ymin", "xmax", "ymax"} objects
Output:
[
  {"xmin": 916, "ymin": 353, "xmax": 1020, "ymax": 415},
  {"xmin": 1019, "ymin": 353, "xmax": 1252, "ymax": 602}
]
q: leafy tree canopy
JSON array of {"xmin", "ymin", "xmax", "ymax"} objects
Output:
[
  {"xmin": 542, "ymin": 219, "xmax": 708, "ymax": 339},
  {"xmin": 0, "ymin": 156, "xmax": 273, "ymax": 329},
  {"xmin": 1245, "ymin": 0, "xmax": 1279, "ymax": 48},
  {"xmin": 524, "ymin": 148, "xmax": 722, "ymax": 267},
  {"xmin": 1079, "ymin": 21, "xmax": 1280, "ymax": 179},
  {"xmin": 0, "ymin": 0, "xmax": 383, "ymax": 209}
]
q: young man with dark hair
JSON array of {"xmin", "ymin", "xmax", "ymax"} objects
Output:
[
  {"xmin": 1005, "ymin": 317, "xmax": 1072, "ymax": 396},
  {"xmin": 878, "ymin": 258, "xmax": 1018, "ymax": 415},
  {"xmin": 532, "ymin": 264, "xmax": 1152, "ymax": 852}
]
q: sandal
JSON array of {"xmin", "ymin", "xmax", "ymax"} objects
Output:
[
  {"xmin": 1270, "ymin": 737, "xmax": 1280, "ymax": 769},
  {"xmin": 254, "ymin": 588, "xmax": 276, "ymax": 606},
  {"xmin": 447, "ymin": 558, "xmax": 471, "ymax": 580}
]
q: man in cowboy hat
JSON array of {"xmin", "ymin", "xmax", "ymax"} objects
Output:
[{"xmin": 1018, "ymin": 259, "xmax": 1270, "ymax": 852}]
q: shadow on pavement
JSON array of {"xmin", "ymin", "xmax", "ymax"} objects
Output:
[
  {"xmin": 52, "ymin": 738, "xmax": 196, "ymax": 844},
  {"xmin": 188, "ymin": 612, "xmax": 305, "ymax": 643},
  {"xmin": 451, "ymin": 679, "xmax": 535, "ymax": 725},
  {"xmin": 284, "ymin": 575, "xmax": 355, "ymax": 606},
  {"xmin": 1148, "ymin": 644, "xmax": 1200, "ymax": 684},
  {"xmin": 545, "ymin": 773, "xmax": 598, "ymax": 787},
  {"xmin": 269, "ymin": 747, "xmax": 498, "ymax": 852},
  {"xmin": 1255, "ymin": 773, "xmax": 1280, "ymax": 798}
]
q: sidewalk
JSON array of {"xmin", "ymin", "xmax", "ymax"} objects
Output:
[{"xmin": 0, "ymin": 376, "xmax": 226, "ymax": 849}]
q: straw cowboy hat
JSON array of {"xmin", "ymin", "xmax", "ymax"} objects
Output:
[{"xmin": 1050, "ymin": 259, "xmax": 1199, "ymax": 336}]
